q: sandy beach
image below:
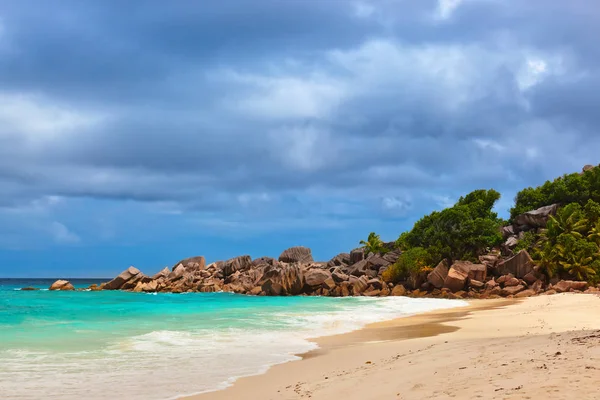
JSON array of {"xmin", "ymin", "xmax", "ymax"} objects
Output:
[{"xmin": 189, "ymin": 293, "xmax": 600, "ymax": 400}]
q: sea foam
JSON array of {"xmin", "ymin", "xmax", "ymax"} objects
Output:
[{"xmin": 0, "ymin": 293, "xmax": 466, "ymax": 400}]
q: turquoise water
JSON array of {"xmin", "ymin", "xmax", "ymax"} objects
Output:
[{"xmin": 0, "ymin": 279, "xmax": 467, "ymax": 399}]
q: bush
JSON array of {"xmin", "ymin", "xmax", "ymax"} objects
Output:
[
  {"xmin": 514, "ymin": 231, "xmax": 539, "ymax": 253},
  {"xmin": 381, "ymin": 247, "xmax": 431, "ymax": 284},
  {"xmin": 535, "ymin": 200, "xmax": 600, "ymax": 283},
  {"xmin": 510, "ymin": 164, "xmax": 600, "ymax": 219},
  {"xmin": 397, "ymin": 189, "xmax": 503, "ymax": 263},
  {"xmin": 359, "ymin": 232, "xmax": 388, "ymax": 254}
]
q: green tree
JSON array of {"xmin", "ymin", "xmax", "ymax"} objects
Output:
[
  {"xmin": 397, "ymin": 189, "xmax": 502, "ymax": 263},
  {"xmin": 360, "ymin": 232, "xmax": 386, "ymax": 254},
  {"xmin": 510, "ymin": 164, "xmax": 600, "ymax": 220},
  {"xmin": 381, "ymin": 247, "xmax": 431, "ymax": 284}
]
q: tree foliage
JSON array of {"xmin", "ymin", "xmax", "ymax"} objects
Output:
[
  {"xmin": 359, "ymin": 232, "xmax": 388, "ymax": 254},
  {"xmin": 533, "ymin": 201, "xmax": 600, "ymax": 283},
  {"xmin": 381, "ymin": 247, "xmax": 431, "ymax": 284},
  {"xmin": 396, "ymin": 189, "xmax": 503, "ymax": 263},
  {"xmin": 510, "ymin": 164, "xmax": 600, "ymax": 219}
]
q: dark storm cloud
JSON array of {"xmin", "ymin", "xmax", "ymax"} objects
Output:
[{"xmin": 0, "ymin": 0, "xmax": 599, "ymax": 245}]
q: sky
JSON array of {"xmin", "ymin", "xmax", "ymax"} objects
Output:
[{"xmin": 0, "ymin": 0, "xmax": 599, "ymax": 278}]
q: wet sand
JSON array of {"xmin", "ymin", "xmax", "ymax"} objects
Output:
[{"xmin": 186, "ymin": 293, "xmax": 600, "ymax": 400}]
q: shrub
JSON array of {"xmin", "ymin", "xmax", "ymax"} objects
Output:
[
  {"xmin": 381, "ymin": 247, "xmax": 431, "ymax": 284},
  {"xmin": 510, "ymin": 164, "xmax": 600, "ymax": 219},
  {"xmin": 397, "ymin": 189, "xmax": 503, "ymax": 263},
  {"xmin": 359, "ymin": 232, "xmax": 388, "ymax": 255}
]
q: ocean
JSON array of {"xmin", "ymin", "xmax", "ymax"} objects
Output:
[{"xmin": 0, "ymin": 278, "xmax": 467, "ymax": 399}]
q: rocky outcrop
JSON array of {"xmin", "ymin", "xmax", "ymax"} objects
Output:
[
  {"xmin": 223, "ymin": 255, "xmax": 252, "ymax": 277},
  {"xmin": 103, "ymin": 267, "xmax": 143, "ymax": 290},
  {"xmin": 327, "ymin": 253, "xmax": 350, "ymax": 268},
  {"xmin": 304, "ymin": 269, "xmax": 332, "ymax": 289},
  {"xmin": 350, "ymin": 248, "xmax": 365, "ymax": 264},
  {"xmin": 173, "ymin": 256, "xmax": 206, "ymax": 272},
  {"xmin": 91, "ymin": 243, "xmax": 594, "ymax": 301},
  {"xmin": 452, "ymin": 261, "xmax": 487, "ymax": 282},
  {"xmin": 553, "ymin": 280, "xmax": 588, "ymax": 293},
  {"xmin": 514, "ymin": 204, "xmax": 559, "ymax": 229},
  {"xmin": 427, "ymin": 260, "xmax": 449, "ymax": 289},
  {"xmin": 152, "ymin": 267, "xmax": 170, "ymax": 280},
  {"xmin": 278, "ymin": 246, "xmax": 313, "ymax": 264},
  {"xmin": 259, "ymin": 263, "xmax": 304, "ymax": 295},
  {"xmin": 350, "ymin": 275, "xmax": 369, "ymax": 294},
  {"xmin": 497, "ymin": 250, "xmax": 535, "ymax": 279},
  {"xmin": 443, "ymin": 267, "xmax": 468, "ymax": 293},
  {"xmin": 49, "ymin": 280, "xmax": 75, "ymax": 291}
]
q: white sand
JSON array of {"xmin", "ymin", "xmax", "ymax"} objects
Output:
[{"xmin": 187, "ymin": 293, "xmax": 600, "ymax": 400}]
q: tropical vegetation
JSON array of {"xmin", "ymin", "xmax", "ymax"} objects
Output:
[{"xmin": 370, "ymin": 164, "xmax": 600, "ymax": 285}]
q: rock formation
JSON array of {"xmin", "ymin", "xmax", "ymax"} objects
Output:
[
  {"xmin": 88, "ymin": 241, "xmax": 596, "ymax": 300},
  {"xmin": 49, "ymin": 280, "xmax": 75, "ymax": 291}
]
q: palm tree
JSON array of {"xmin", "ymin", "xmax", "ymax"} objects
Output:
[
  {"xmin": 360, "ymin": 232, "xmax": 384, "ymax": 254},
  {"xmin": 559, "ymin": 251, "xmax": 597, "ymax": 281},
  {"xmin": 546, "ymin": 205, "xmax": 588, "ymax": 240},
  {"xmin": 536, "ymin": 242, "xmax": 559, "ymax": 279},
  {"xmin": 587, "ymin": 220, "xmax": 600, "ymax": 246}
]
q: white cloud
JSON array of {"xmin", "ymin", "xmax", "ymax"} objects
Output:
[
  {"xmin": 215, "ymin": 70, "xmax": 347, "ymax": 120},
  {"xmin": 436, "ymin": 0, "xmax": 464, "ymax": 20},
  {"xmin": 432, "ymin": 195, "xmax": 455, "ymax": 209},
  {"xmin": 49, "ymin": 221, "xmax": 81, "ymax": 244},
  {"xmin": 381, "ymin": 196, "xmax": 412, "ymax": 216},
  {"xmin": 269, "ymin": 125, "xmax": 338, "ymax": 172},
  {"xmin": 473, "ymin": 138, "xmax": 506, "ymax": 152},
  {"xmin": 353, "ymin": 2, "xmax": 376, "ymax": 18},
  {"xmin": 0, "ymin": 93, "xmax": 106, "ymax": 140},
  {"xmin": 237, "ymin": 192, "xmax": 271, "ymax": 206}
]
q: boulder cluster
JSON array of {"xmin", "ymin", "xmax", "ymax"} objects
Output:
[
  {"xmin": 423, "ymin": 249, "xmax": 599, "ymax": 299},
  {"xmin": 48, "ymin": 243, "xmax": 600, "ymax": 299},
  {"xmin": 82, "ymin": 246, "xmax": 407, "ymax": 297},
  {"xmin": 500, "ymin": 203, "xmax": 558, "ymax": 255}
]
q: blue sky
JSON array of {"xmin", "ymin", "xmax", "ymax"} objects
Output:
[{"xmin": 0, "ymin": 0, "xmax": 599, "ymax": 278}]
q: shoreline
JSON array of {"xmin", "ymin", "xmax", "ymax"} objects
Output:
[{"xmin": 186, "ymin": 293, "xmax": 600, "ymax": 400}]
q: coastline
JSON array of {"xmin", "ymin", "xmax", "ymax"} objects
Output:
[{"xmin": 186, "ymin": 293, "xmax": 600, "ymax": 400}]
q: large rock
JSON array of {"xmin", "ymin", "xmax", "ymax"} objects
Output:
[
  {"xmin": 500, "ymin": 225, "xmax": 515, "ymax": 239},
  {"xmin": 366, "ymin": 256, "xmax": 391, "ymax": 270},
  {"xmin": 497, "ymin": 250, "xmax": 535, "ymax": 279},
  {"xmin": 348, "ymin": 259, "xmax": 369, "ymax": 277},
  {"xmin": 514, "ymin": 204, "xmax": 559, "ymax": 229},
  {"xmin": 554, "ymin": 280, "xmax": 588, "ymax": 293},
  {"xmin": 172, "ymin": 256, "xmax": 206, "ymax": 272},
  {"xmin": 304, "ymin": 269, "xmax": 332, "ymax": 288},
  {"xmin": 427, "ymin": 259, "xmax": 449, "ymax": 289},
  {"xmin": 452, "ymin": 261, "xmax": 487, "ymax": 282},
  {"xmin": 503, "ymin": 236, "xmax": 519, "ymax": 250},
  {"xmin": 252, "ymin": 257, "xmax": 278, "ymax": 267},
  {"xmin": 152, "ymin": 267, "xmax": 170, "ymax": 280},
  {"xmin": 49, "ymin": 280, "xmax": 75, "ymax": 291},
  {"xmin": 382, "ymin": 250, "xmax": 402, "ymax": 264},
  {"xmin": 121, "ymin": 273, "xmax": 151, "ymax": 290},
  {"xmin": 502, "ymin": 284, "xmax": 525, "ymax": 296},
  {"xmin": 332, "ymin": 268, "xmax": 349, "ymax": 283},
  {"xmin": 350, "ymin": 248, "xmax": 365, "ymax": 264},
  {"xmin": 260, "ymin": 263, "xmax": 305, "ymax": 295},
  {"xmin": 350, "ymin": 275, "xmax": 369, "ymax": 294},
  {"xmin": 582, "ymin": 165, "xmax": 595, "ymax": 173},
  {"xmin": 223, "ymin": 255, "xmax": 253, "ymax": 277},
  {"xmin": 443, "ymin": 267, "xmax": 468, "ymax": 292},
  {"xmin": 278, "ymin": 246, "xmax": 313, "ymax": 264},
  {"xmin": 103, "ymin": 267, "xmax": 142, "ymax": 290},
  {"xmin": 167, "ymin": 264, "xmax": 186, "ymax": 281},
  {"xmin": 390, "ymin": 284, "xmax": 406, "ymax": 296},
  {"xmin": 327, "ymin": 253, "xmax": 351, "ymax": 268}
]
